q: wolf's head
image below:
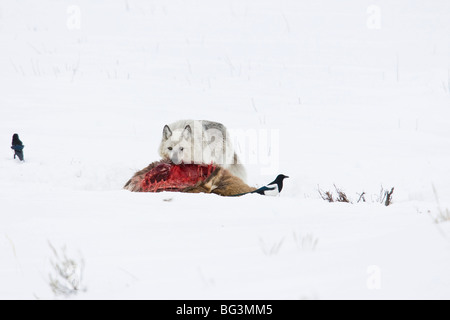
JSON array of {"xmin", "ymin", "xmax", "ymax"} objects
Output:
[{"xmin": 159, "ymin": 125, "xmax": 194, "ymax": 164}]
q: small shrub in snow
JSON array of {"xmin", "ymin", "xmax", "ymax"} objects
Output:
[
  {"xmin": 378, "ymin": 187, "xmax": 394, "ymax": 206},
  {"xmin": 319, "ymin": 185, "xmax": 394, "ymax": 206},
  {"xmin": 293, "ymin": 232, "xmax": 319, "ymax": 251},
  {"xmin": 434, "ymin": 208, "xmax": 450, "ymax": 224},
  {"xmin": 48, "ymin": 242, "xmax": 86, "ymax": 297},
  {"xmin": 318, "ymin": 189, "xmax": 335, "ymax": 203},
  {"xmin": 334, "ymin": 185, "xmax": 351, "ymax": 203},
  {"xmin": 432, "ymin": 185, "xmax": 450, "ymax": 224},
  {"xmin": 259, "ymin": 237, "xmax": 285, "ymax": 256},
  {"xmin": 319, "ymin": 185, "xmax": 351, "ymax": 203}
]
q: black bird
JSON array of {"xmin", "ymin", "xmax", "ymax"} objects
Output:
[
  {"xmin": 11, "ymin": 133, "xmax": 25, "ymax": 161},
  {"xmin": 253, "ymin": 174, "xmax": 289, "ymax": 196}
]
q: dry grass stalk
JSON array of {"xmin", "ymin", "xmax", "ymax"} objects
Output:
[
  {"xmin": 319, "ymin": 185, "xmax": 394, "ymax": 206},
  {"xmin": 48, "ymin": 242, "xmax": 86, "ymax": 297}
]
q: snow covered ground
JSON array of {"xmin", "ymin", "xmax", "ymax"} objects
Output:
[{"xmin": 1, "ymin": 0, "xmax": 450, "ymax": 299}]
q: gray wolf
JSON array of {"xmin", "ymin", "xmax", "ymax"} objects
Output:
[{"xmin": 158, "ymin": 120, "xmax": 247, "ymax": 182}]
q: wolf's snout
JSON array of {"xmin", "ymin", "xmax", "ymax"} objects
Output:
[{"xmin": 171, "ymin": 152, "xmax": 181, "ymax": 164}]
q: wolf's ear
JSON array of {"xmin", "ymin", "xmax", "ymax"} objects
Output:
[
  {"xmin": 183, "ymin": 125, "xmax": 192, "ymax": 140},
  {"xmin": 163, "ymin": 125, "xmax": 172, "ymax": 140}
]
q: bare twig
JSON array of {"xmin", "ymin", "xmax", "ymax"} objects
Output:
[
  {"xmin": 357, "ymin": 192, "xmax": 366, "ymax": 203},
  {"xmin": 384, "ymin": 187, "xmax": 394, "ymax": 206}
]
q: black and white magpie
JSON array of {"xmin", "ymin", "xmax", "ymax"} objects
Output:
[{"xmin": 252, "ymin": 174, "xmax": 289, "ymax": 196}]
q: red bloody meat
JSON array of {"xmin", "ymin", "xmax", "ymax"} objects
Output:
[{"xmin": 141, "ymin": 163, "xmax": 216, "ymax": 192}]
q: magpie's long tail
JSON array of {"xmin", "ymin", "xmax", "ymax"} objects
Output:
[
  {"xmin": 230, "ymin": 188, "xmax": 262, "ymax": 197},
  {"xmin": 230, "ymin": 191, "xmax": 255, "ymax": 197}
]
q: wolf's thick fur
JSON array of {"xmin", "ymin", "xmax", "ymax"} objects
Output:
[{"xmin": 158, "ymin": 120, "xmax": 247, "ymax": 182}]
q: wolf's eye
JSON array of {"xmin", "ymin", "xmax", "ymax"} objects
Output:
[
  {"xmin": 168, "ymin": 147, "xmax": 173, "ymax": 151},
  {"xmin": 180, "ymin": 147, "xmax": 184, "ymax": 151}
]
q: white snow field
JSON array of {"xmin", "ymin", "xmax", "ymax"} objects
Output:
[{"xmin": 1, "ymin": 0, "xmax": 450, "ymax": 300}]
